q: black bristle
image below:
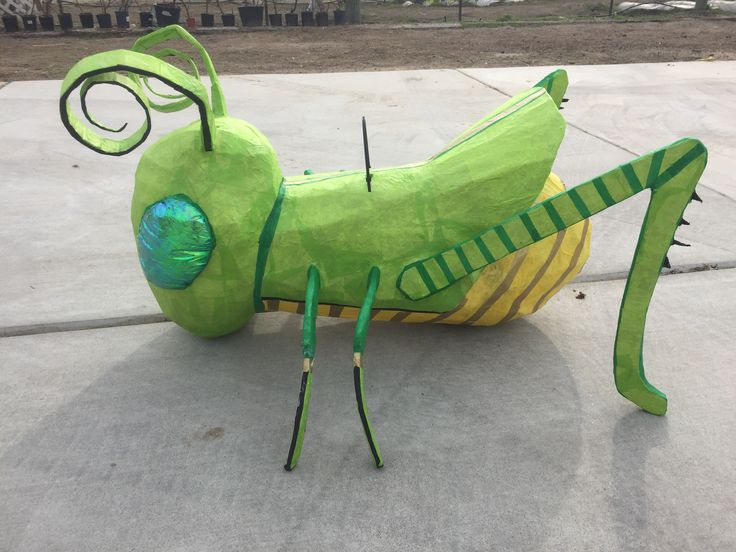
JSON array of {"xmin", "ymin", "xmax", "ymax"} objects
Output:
[
  {"xmin": 672, "ymin": 239, "xmax": 691, "ymax": 247},
  {"xmin": 691, "ymin": 190, "xmax": 703, "ymax": 203},
  {"xmin": 679, "ymin": 218, "xmax": 690, "ymax": 226},
  {"xmin": 663, "ymin": 256, "xmax": 671, "ymax": 269}
]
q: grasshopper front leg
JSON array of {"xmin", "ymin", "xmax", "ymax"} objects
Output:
[
  {"xmin": 284, "ymin": 265, "xmax": 320, "ymax": 471},
  {"xmin": 399, "ymin": 138, "xmax": 708, "ymax": 416}
]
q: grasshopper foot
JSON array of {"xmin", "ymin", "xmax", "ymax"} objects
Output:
[{"xmin": 617, "ymin": 382, "xmax": 668, "ymax": 416}]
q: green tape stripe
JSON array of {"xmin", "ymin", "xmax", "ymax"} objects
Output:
[
  {"xmin": 435, "ymin": 255, "xmax": 456, "ymax": 285},
  {"xmin": 302, "ymin": 266, "xmax": 320, "ymax": 359},
  {"xmin": 651, "ymin": 142, "xmax": 706, "ymax": 188},
  {"xmin": 254, "ymin": 182, "xmax": 286, "ymax": 312},
  {"xmin": 354, "ymin": 267, "xmax": 380, "ymax": 354},
  {"xmin": 519, "ymin": 212, "xmax": 541, "ymax": 242},
  {"xmin": 495, "ymin": 226, "xmax": 516, "ymax": 253},
  {"xmin": 473, "ymin": 237, "xmax": 495, "ymax": 264},
  {"xmin": 646, "ymin": 149, "xmax": 665, "ymax": 187},
  {"xmin": 592, "ymin": 177, "xmax": 616, "ymax": 207},
  {"xmin": 567, "ymin": 188, "xmax": 591, "ymax": 218},
  {"xmin": 621, "ymin": 164, "xmax": 644, "ymax": 194},
  {"xmin": 543, "ymin": 201, "xmax": 566, "ymax": 231},
  {"xmin": 455, "ymin": 246, "xmax": 474, "ymax": 274},
  {"xmin": 415, "ymin": 263, "xmax": 438, "ymax": 294}
]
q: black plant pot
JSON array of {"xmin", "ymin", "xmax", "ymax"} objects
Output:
[
  {"xmin": 140, "ymin": 11, "xmax": 153, "ymax": 27},
  {"xmin": 268, "ymin": 13, "xmax": 282, "ymax": 26},
  {"xmin": 315, "ymin": 11, "xmax": 328, "ymax": 26},
  {"xmin": 79, "ymin": 12, "xmax": 94, "ymax": 28},
  {"xmin": 201, "ymin": 12, "xmax": 215, "ymax": 26},
  {"xmin": 3, "ymin": 14, "xmax": 19, "ymax": 32},
  {"xmin": 238, "ymin": 5, "xmax": 263, "ymax": 26},
  {"xmin": 301, "ymin": 10, "xmax": 314, "ymax": 26},
  {"xmin": 154, "ymin": 4, "xmax": 181, "ymax": 26},
  {"xmin": 39, "ymin": 15, "xmax": 54, "ymax": 31},
  {"xmin": 334, "ymin": 9, "xmax": 345, "ymax": 24},
  {"xmin": 58, "ymin": 12, "xmax": 73, "ymax": 30},
  {"xmin": 285, "ymin": 12, "xmax": 298, "ymax": 26},
  {"xmin": 115, "ymin": 10, "xmax": 129, "ymax": 28},
  {"xmin": 22, "ymin": 15, "xmax": 37, "ymax": 31},
  {"xmin": 221, "ymin": 13, "xmax": 235, "ymax": 26},
  {"xmin": 96, "ymin": 13, "xmax": 112, "ymax": 28}
]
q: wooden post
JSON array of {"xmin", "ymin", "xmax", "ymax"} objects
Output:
[
  {"xmin": 458, "ymin": 0, "xmax": 462, "ymax": 22},
  {"xmin": 346, "ymin": 0, "xmax": 360, "ymax": 23}
]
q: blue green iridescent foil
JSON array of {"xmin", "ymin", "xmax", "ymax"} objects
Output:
[{"xmin": 137, "ymin": 194, "xmax": 215, "ymax": 289}]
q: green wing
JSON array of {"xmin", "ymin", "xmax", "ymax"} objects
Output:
[{"xmin": 264, "ymin": 84, "xmax": 566, "ymax": 311}]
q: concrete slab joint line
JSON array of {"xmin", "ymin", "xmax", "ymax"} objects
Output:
[
  {"xmin": 2, "ymin": 266, "xmax": 734, "ymax": 339},
  {"xmin": 1, "ymin": 314, "xmax": 169, "ymax": 339}
]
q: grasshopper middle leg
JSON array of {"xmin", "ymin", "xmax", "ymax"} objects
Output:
[
  {"xmin": 353, "ymin": 267, "xmax": 384, "ymax": 468},
  {"xmin": 284, "ymin": 265, "xmax": 320, "ymax": 471}
]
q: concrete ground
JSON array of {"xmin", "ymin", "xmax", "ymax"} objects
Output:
[{"xmin": 1, "ymin": 62, "xmax": 735, "ymax": 551}]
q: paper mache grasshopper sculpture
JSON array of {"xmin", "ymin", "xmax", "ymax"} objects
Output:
[{"xmin": 59, "ymin": 26, "xmax": 707, "ymax": 471}]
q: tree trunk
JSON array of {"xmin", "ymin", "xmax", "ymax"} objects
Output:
[{"xmin": 345, "ymin": 0, "xmax": 361, "ymax": 23}]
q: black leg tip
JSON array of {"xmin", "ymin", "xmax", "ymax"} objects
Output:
[{"xmin": 284, "ymin": 463, "xmax": 294, "ymax": 472}]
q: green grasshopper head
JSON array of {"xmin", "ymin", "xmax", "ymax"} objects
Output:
[{"xmin": 60, "ymin": 26, "xmax": 283, "ymax": 337}]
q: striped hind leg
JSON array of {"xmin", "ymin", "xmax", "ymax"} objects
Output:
[{"xmin": 398, "ymin": 138, "xmax": 708, "ymax": 415}]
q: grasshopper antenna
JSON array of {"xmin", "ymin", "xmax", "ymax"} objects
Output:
[{"xmin": 362, "ymin": 116, "xmax": 372, "ymax": 192}]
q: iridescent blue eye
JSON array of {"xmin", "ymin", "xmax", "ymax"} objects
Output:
[{"xmin": 137, "ymin": 194, "xmax": 215, "ymax": 289}]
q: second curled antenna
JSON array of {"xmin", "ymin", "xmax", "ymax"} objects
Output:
[{"xmin": 362, "ymin": 116, "xmax": 372, "ymax": 192}]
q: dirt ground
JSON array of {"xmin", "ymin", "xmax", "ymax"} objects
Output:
[{"xmin": 1, "ymin": 4, "xmax": 735, "ymax": 81}]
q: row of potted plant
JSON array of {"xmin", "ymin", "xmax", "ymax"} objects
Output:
[{"xmin": 2, "ymin": 0, "xmax": 347, "ymax": 32}]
